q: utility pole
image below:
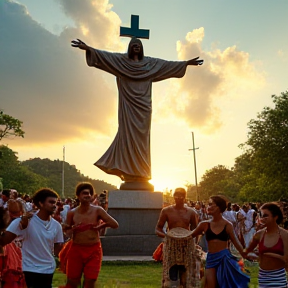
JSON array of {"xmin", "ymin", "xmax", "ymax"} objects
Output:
[
  {"xmin": 62, "ymin": 146, "xmax": 65, "ymax": 198},
  {"xmin": 189, "ymin": 132, "xmax": 199, "ymax": 200}
]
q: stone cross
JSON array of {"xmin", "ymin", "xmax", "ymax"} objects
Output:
[{"xmin": 120, "ymin": 15, "xmax": 150, "ymax": 39}]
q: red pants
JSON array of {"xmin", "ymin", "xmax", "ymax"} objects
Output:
[{"xmin": 66, "ymin": 242, "xmax": 102, "ymax": 280}]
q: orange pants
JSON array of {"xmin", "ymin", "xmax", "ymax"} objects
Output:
[{"xmin": 66, "ymin": 242, "xmax": 102, "ymax": 280}]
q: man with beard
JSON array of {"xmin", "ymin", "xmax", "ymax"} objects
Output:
[
  {"xmin": 0, "ymin": 188, "xmax": 64, "ymax": 288},
  {"xmin": 62, "ymin": 182, "xmax": 119, "ymax": 288},
  {"xmin": 71, "ymin": 38, "xmax": 203, "ymax": 190}
]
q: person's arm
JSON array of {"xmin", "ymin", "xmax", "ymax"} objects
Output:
[
  {"xmin": 155, "ymin": 209, "xmax": 168, "ymax": 238},
  {"xmin": 54, "ymin": 221, "xmax": 64, "ymax": 257},
  {"xmin": 242, "ymin": 230, "xmax": 262, "ymax": 261},
  {"xmin": 190, "ymin": 210, "xmax": 199, "ymax": 230},
  {"xmin": 54, "ymin": 243, "xmax": 63, "ymax": 257},
  {"xmin": 190, "ymin": 210, "xmax": 199, "ymax": 242},
  {"xmin": 19, "ymin": 212, "xmax": 33, "ymax": 230},
  {"xmin": 63, "ymin": 210, "xmax": 74, "ymax": 230},
  {"xmin": 191, "ymin": 221, "xmax": 206, "ymax": 238},
  {"xmin": 0, "ymin": 230, "xmax": 17, "ymax": 246},
  {"xmin": 62, "ymin": 209, "xmax": 74, "ymax": 239},
  {"xmin": 281, "ymin": 229, "xmax": 288, "ymax": 270},
  {"xmin": 226, "ymin": 222, "xmax": 246, "ymax": 257},
  {"xmin": 186, "ymin": 57, "xmax": 204, "ymax": 66},
  {"xmin": 1, "ymin": 218, "xmax": 24, "ymax": 246},
  {"xmin": 97, "ymin": 207, "xmax": 119, "ymax": 229}
]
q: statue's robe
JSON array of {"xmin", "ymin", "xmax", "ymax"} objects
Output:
[{"xmin": 86, "ymin": 48, "xmax": 187, "ymax": 181}]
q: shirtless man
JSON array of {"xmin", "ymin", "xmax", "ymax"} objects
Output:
[
  {"xmin": 155, "ymin": 187, "xmax": 199, "ymax": 288},
  {"xmin": 63, "ymin": 182, "xmax": 119, "ymax": 288}
]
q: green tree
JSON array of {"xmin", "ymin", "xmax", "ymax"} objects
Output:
[
  {"xmin": 185, "ymin": 183, "xmax": 201, "ymax": 201},
  {"xmin": 199, "ymin": 165, "xmax": 235, "ymax": 200},
  {"xmin": 239, "ymin": 91, "xmax": 288, "ymax": 201},
  {"xmin": 22, "ymin": 158, "xmax": 117, "ymax": 198},
  {"xmin": 0, "ymin": 145, "xmax": 47, "ymax": 194},
  {"xmin": 0, "ymin": 111, "xmax": 25, "ymax": 141}
]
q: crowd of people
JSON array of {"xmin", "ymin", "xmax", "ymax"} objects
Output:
[
  {"xmin": 0, "ymin": 185, "xmax": 117, "ymax": 288},
  {"xmin": 156, "ymin": 193, "xmax": 288, "ymax": 287},
  {"xmin": 0, "ymin": 185, "xmax": 288, "ymax": 288}
]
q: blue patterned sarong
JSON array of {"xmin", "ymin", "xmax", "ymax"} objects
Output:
[
  {"xmin": 259, "ymin": 267, "xmax": 288, "ymax": 288},
  {"xmin": 206, "ymin": 249, "xmax": 250, "ymax": 288}
]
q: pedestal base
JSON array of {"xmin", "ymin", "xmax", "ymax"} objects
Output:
[
  {"xmin": 119, "ymin": 181, "xmax": 154, "ymax": 191},
  {"xmin": 101, "ymin": 235, "xmax": 163, "ymax": 256},
  {"xmin": 101, "ymin": 190, "xmax": 163, "ymax": 256}
]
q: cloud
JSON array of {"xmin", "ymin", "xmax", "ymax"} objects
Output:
[
  {"xmin": 0, "ymin": 1, "xmax": 266, "ymax": 148},
  {"xmin": 0, "ymin": 0, "xmax": 123, "ymax": 146},
  {"xmin": 156, "ymin": 27, "xmax": 266, "ymax": 133}
]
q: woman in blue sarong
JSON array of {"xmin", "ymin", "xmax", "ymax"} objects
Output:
[{"xmin": 192, "ymin": 195, "xmax": 250, "ymax": 288}]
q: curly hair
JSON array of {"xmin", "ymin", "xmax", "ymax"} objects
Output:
[
  {"xmin": 32, "ymin": 188, "xmax": 59, "ymax": 208},
  {"xmin": 75, "ymin": 182, "xmax": 95, "ymax": 197}
]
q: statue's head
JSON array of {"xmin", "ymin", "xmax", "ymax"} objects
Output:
[{"xmin": 128, "ymin": 37, "xmax": 144, "ymax": 60}]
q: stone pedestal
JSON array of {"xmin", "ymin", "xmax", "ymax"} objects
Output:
[{"xmin": 101, "ymin": 190, "xmax": 163, "ymax": 256}]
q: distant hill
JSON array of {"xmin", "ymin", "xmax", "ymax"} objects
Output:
[{"xmin": 22, "ymin": 158, "xmax": 117, "ymax": 198}]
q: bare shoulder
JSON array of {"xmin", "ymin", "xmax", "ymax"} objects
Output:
[
  {"xmin": 186, "ymin": 206, "xmax": 197, "ymax": 215},
  {"xmin": 67, "ymin": 207, "xmax": 77, "ymax": 215},
  {"xmin": 254, "ymin": 227, "xmax": 265, "ymax": 241},
  {"xmin": 90, "ymin": 204, "xmax": 106, "ymax": 214},
  {"xmin": 223, "ymin": 218, "xmax": 233, "ymax": 228},
  {"xmin": 90, "ymin": 204, "xmax": 101, "ymax": 210},
  {"xmin": 199, "ymin": 220, "xmax": 209, "ymax": 227},
  {"xmin": 161, "ymin": 206, "xmax": 172, "ymax": 214},
  {"xmin": 280, "ymin": 227, "xmax": 288, "ymax": 238}
]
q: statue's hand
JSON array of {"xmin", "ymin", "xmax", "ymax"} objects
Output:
[
  {"xmin": 71, "ymin": 39, "xmax": 88, "ymax": 50},
  {"xmin": 187, "ymin": 57, "xmax": 204, "ymax": 66}
]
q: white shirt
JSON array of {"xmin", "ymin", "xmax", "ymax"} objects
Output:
[
  {"xmin": 60, "ymin": 204, "xmax": 70, "ymax": 223},
  {"xmin": 24, "ymin": 202, "xmax": 33, "ymax": 212},
  {"xmin": 7, "ymin": 213, "xmax": 64, "ymax": 274},
  {"xmin": 223, "ymin": 210, "xmax": 236, "ymax": 225},
  {"xmin": 244, "ymin": 209, "xmax": 255, "ymax": 230}
]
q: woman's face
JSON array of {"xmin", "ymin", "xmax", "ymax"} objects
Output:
[
  {"xmin": 207, "ymin": 199, "xmax": 218, "ymax": 215},
  {"xmin": 260, "ymin": 209, "xmax": 277, "ymax": 226}
]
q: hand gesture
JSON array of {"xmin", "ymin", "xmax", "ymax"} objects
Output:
[
  {"xmin": 187, "ymin": 57, "xmax": 204, "ymax": 66},
  {"xmin": 71, "ymin": 39, "xmax": 88, "ymax": 50},
  {"xmin": 19, "ymin": 212, "xmax": 33, "ymax": 230}
]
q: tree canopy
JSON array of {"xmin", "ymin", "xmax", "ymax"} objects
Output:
[
  {"xmin": 193, "ymin": 91, "xmax": 288, "ymax": 203},
  {"xmin": 0, "ymin": 111, "xmax": 25, "ymax": 141}
]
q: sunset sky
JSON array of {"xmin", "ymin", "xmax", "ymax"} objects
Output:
[{"xmin": 1, "ymin": 0, "xmax": 288, "ymax": 193}]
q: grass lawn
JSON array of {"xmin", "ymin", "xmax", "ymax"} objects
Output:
[{"xmin": 53, "ymin": 260, "xmax": 260, "ymax": 288}]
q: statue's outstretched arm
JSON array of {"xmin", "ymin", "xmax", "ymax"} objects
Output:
[
  {"xmin": 71, "ymin": 39, "xmax": 89, "ymax": 51},
  {"xmin": 186, "ymin": 57, "xmax": 204, "ymax": 66}
]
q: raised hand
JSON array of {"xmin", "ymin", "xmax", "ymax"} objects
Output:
[
  {"xmin": 187, "ymin": 57, "xmax": 204, "ymax": 66},
  {"xmin": 19, "ymin": 212, "xmax": 34, "ymax": 230},
  {"xmin": 71, "ymin": 39, "xmax": 88, "ymax": 50}
]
